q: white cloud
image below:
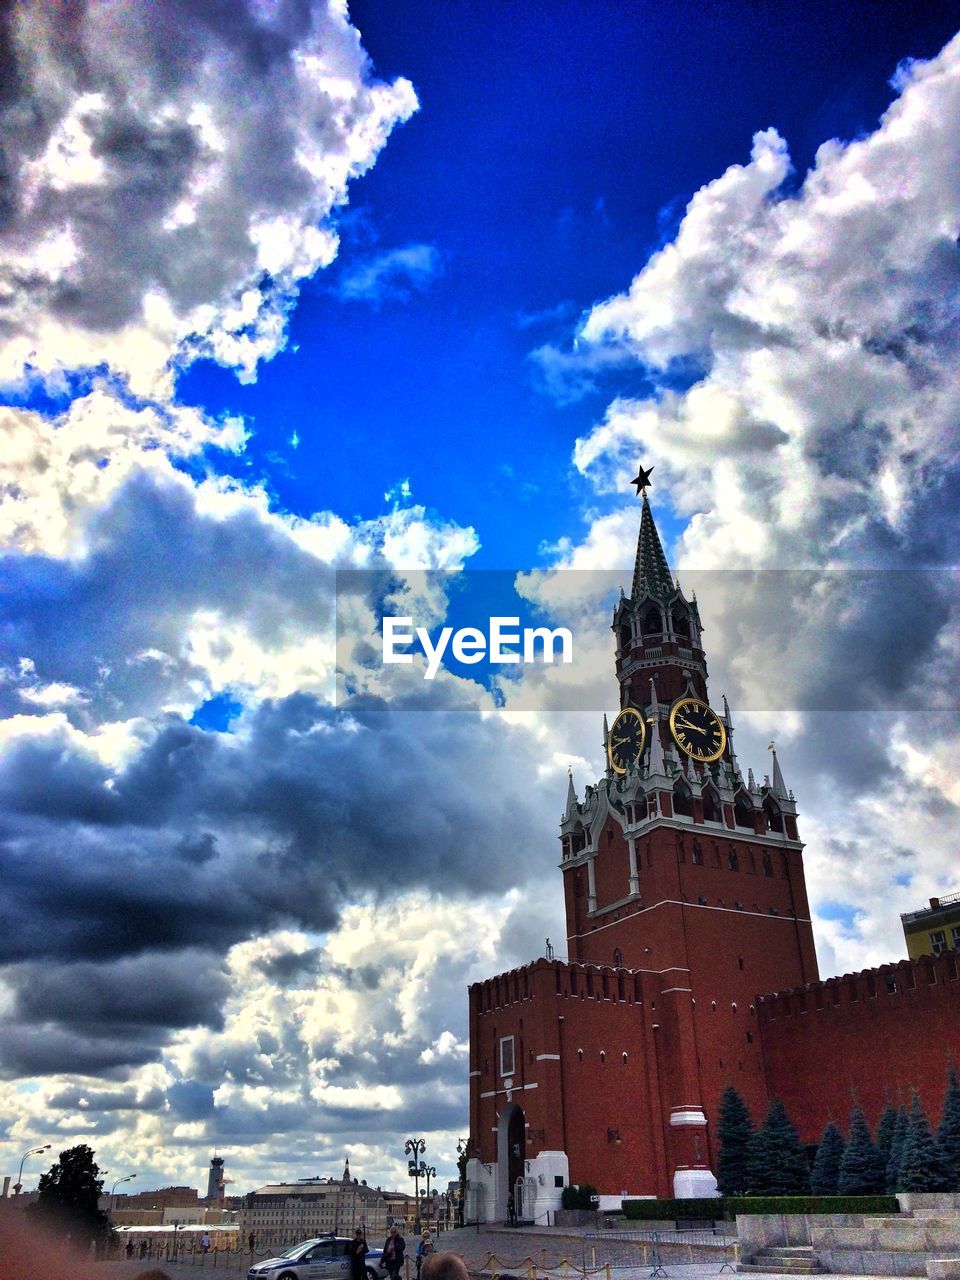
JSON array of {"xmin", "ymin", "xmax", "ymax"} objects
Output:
[
  {"xmin": 337, "ymin": 243, "xmax": 441, "ymax": 303},
  {"xmin": 0, "ymin": 1, "xmax": 418, "ymax": 396}
]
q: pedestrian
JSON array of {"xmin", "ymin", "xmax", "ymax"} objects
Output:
[
  {"xmin": 380, "ymin": 1225, "xmax": 405, "ymax": 1280},
  {"xmin": 201, "ymin": 1232, "xmax": 211, "ymax": 1253},
  {"xmin": 126, "ymin": 1240, "xmax": 135, "ymax": 1259},
  {"xmin": 416, "ymin": 1230, "xmax": 434, "ymax": 1279},
  {"xmin": 350, "ymin": 1227, "xmax": 368, "ymax": 1280},
  {"xmin": 249, "ymin": 1232, "xmax": 257, "ymax": 1253},
  {"xmin": 140, "ymin": 1240, "xmax": 149, "ymax": 1259},
  {"xmin": 506, "ymin": 1191, "xmax": 515, "ymax": 1226},
  {"xmin": 421, "ymin": 1255, "xmax": 469, "ymax": 1280}
]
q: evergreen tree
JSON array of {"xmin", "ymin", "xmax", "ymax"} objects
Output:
[
  {"xmin": 886, "ymin": 1105, "xmax": 909, "ymax": 1194},
  {"xmin": 810, "ymin": 1122, "xmax": 845, "ymax": 1196},
  {"xmin": 748, "ymin": 1099, "xmax": 811, "ymax": 1195},
  {"xmin": 938, "ymin": 1068, "xmax": 960, "ymax": 1191},
  {"xmin": 897, "ymin": 1093, "xmax": 953, "ymax": 1192},
  {"xmin": 716, "ymin": 1086, "xmax": 754, "ymax": 1196},
  {"xmin": 837, "ymin": 1106, "xmax": 886, "ymax": 1195},
  {"xmin": 875, "ymin": 1104, "xmax": 898, "ymax": 1175},
  {"xmin": 29, "ymin": 1144, "xmax": 110, "ymax": 1245}
]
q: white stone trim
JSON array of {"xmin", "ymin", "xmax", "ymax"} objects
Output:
[
  {"xmin": 670, "ymin": 1109, "xmax": 708, "ymax": 1127},
  {"xmin": 567, "ymin": 898, "xmax": 811, "ymax": 942},
  {"xmin": 535, "ymin": 1053, "xmax": 561, "ymax": 1061}
]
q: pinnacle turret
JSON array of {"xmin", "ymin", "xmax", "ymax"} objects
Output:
[{"xmin": 770, "ymin": 744, "xmax": 789, "ymax": 800}]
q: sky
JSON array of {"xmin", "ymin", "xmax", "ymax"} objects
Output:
[{"xmin": 0, "ymin": 0, "xmax": 959, "ymax": 1200}]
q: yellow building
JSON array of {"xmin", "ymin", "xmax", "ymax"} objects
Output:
[{"xmin": 901, "ymin": 891, "xmax": 960, "ymax": 959}]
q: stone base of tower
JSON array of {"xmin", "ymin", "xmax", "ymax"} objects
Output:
[
  {"xmin": 673, "ymin": 1168, "xmax": 719, "ymax": 1198},
  {"xmin": 466, "ymin": 1151, "xmax": 569, "ymax": 1224}
]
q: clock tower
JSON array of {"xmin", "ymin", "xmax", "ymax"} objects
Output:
[
  {"xmin": 559, "ymin": 470, "xmax": 818, "ymax": 1190},
  {"xmin": 467, "ymin": 469, "xmax": 820, "ymax": 1218}
]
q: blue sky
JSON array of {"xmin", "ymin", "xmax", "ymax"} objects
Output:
[
  {"xmin": 1, "ymin": 0, "xmax": 959, "ymax": 1199},
  {"xmin": 178, "ymin": 1, "xmax": 959, "ymax": 568}
]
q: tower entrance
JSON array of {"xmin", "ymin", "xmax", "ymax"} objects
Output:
[{"xmin": 497, "ymin": 1102, "xmax": 526, "ymax": 1222}]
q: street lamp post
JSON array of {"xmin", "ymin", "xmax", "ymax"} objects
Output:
[
  {"xmin": 111, "ymin": 1173, "xmax": 137, "ymax": 1211},
  {"xmin": 420, "ymin": 1166, "xmax": 436, "ymax": 1226},
  {"xmin": 14, "ymin": 1144, "xmax": 51, "ymax": 1195},
  {"xmin": 403, "ymin": 1138, "xmax": 425, "ymax": 1229}
]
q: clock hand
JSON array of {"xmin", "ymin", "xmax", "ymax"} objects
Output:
[
  {"xmin": 675, "ymin": 718, "xmax": 704, "ymax": 732},
  {"xmin": 612, "ymin": 736, "xmax": 632, "ymax": 747}
]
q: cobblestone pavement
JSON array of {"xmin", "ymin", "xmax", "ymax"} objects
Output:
[{"xmin": 86, "ymin": 1226, "xmax": 901, "ymax": 1280}]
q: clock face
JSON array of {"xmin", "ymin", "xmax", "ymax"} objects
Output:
[
  {"xmin": 668, "ymin": 696, "xmax": 726, "ymax": 763},
  {"xmin": 608, "ymin": 707, "xmax": 647, "ymax": 775}
]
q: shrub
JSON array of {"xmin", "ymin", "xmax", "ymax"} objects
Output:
[
  {"xmin": 621, "ymin": 1194, "xmax": 898, "ymax": 1220},
  {"xmin": 561, "ymin": 1183, "xmax": 599, "ymax": 1210}
]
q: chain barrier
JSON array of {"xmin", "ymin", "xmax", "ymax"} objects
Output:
[{"xmin": 581, "ymin": 1228, "xmax": 738, "ymax": 1276}]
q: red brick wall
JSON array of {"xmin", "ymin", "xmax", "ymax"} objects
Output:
[{"xmin": 759, "ymin": 952, "xmax": 960, "ymax": 1142}]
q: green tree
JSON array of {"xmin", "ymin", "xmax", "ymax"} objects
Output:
[
  {"xmin": 875, "ymin": 1104, "xmax": 898, "ymax": 1174},
  {"xmin": 810, "ymin": 1122, "xmax": 845, "ymax": 1196},
  {"xmin": 897, "ymin": 1093, "xmax": 953, "ymax": 1192},
  {"xmin": 748, "ymin": 1099, "xmax": 810, "ymax": 1195},
  {"xmin": 886, "ymin": 1105, "xmax": 909, "ymax": 1194},
  {"xmin": 837, "ymin": 1106, "xmax": 885, "ymax": 1195},
  {"xmin": 938, "ymin": 1068, "xmax": 960, "ymax": 1191},
  {"xmin": 29, "ymin": 1144, "xmax": 110, "ymax": 1246},
  {"xmin": 715, "ymin": 1086, "xmax": 754, "ymax": 1196}
]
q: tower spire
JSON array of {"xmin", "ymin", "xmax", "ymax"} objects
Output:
[
  {"xmin": 769, "ymin": 742, "xmax": 788, "ymax": 799},
  {"xmin": 630, "ymin": 470, "xmax": 674, "ymax": 601}
]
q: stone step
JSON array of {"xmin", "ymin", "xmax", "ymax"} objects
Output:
[
  {"xmin": 740, "ymin": 1246, "xmax": 824, "ymax": 1274},
  {"xmin": 738, "ymin": 1264, "xmax": 824, "ymax": 1275}
]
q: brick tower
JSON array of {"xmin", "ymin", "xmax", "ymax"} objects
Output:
[{"xmin": 467, "ymin": 474, "xmax": 819, "ymax": 1219}]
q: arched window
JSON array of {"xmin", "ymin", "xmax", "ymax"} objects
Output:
[
  {"xmin": 727, "ymin": 848, "xmax": 739, "ymax": 871},
  {"xmin": 692, "ymin": 839, "xmax": 703, "ymax": 866},
  {"xmin": 618, "ymin": 623, "xmax": 631, "ymax": 653},
  {"xmin": 762, "ymin": 852, "xmax": 773, "ymax": 877},
  {"xmin": 733, "ymin": 791, "xmax": 753, "ymax": 828},
  {"xmin": 673, "ymin": 779, "xmax": 693, "ymax": 818},
  {"xmin": 702, "ymin": 785, "xmax": 721, "ymax": 823},
  {"xmin": 613, "ymin": 948, "xmax": 623, "ymax": 968},
  {"xmin": 672, "ymin": 610, "xmax": 691, "ymax": 639},
  {"xmin": 642, "ymin": 607, "xmax": 661, "ymax": 635},
  {"xmin": 763, "ymin": 798, "xmax": 784, "ymax": 833}
]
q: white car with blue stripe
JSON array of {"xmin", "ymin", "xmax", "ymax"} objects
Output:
[{"xmin": 248, "ymin": 1236, "xmax": 385, "ymax": 1280}]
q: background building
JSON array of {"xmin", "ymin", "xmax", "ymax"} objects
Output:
[
  {"xmin": 240, "ymin": 1165, "xmax": 415, "ymax": 1250},
  {"xmin": 902, "ymin": 893, "xmax": 960, "ymax": 959}
]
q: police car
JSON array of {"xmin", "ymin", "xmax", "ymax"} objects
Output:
[{"xmin": 248, "ymin": 1236, "xmax": 385, "ymax": 1280}]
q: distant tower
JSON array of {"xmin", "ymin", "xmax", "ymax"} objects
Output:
[
  {"xmin": 207, "ymin": 1156, "xmax": 225, "ymax": 1205},
  {"xmin": 342, "ymin": 1157, "xmax": 351, "ymax": 1182}
]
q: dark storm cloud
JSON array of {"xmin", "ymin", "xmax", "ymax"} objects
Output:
[
  {"xmin": 4, "ymin": 951, "xmax": 229, "ymax": 1030},
  {"xmin": 0, "ymin": 950, "xmax": 230, "ymax": 1077},
  {"xmin": 46, "ymin": 1084, "xmax": 166, "ymax": 1112},
  {"xmin": 0, "ymin": 690, "xmax": 556, "ymax": 973},
  {"xmin": 0, "ymin": 1025, "xmax": 159, "ymax": 1077}
]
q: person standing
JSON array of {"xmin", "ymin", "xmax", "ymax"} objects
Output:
[
  {"xmin": 415, "ymin": 1230, "xmax": 434, "ymax": 1279},
  {"xmin": 381, "ymin": 1225, "xmax": 405, "ymax": 1280},
  {"xmin": 350, "ymin": 1228, "xmax": 369, "ymax": 1280}
]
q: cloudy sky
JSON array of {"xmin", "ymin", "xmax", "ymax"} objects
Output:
[{"xmin": 1, "ymin": 0, "xmax": 959, "ymax": 1198}]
